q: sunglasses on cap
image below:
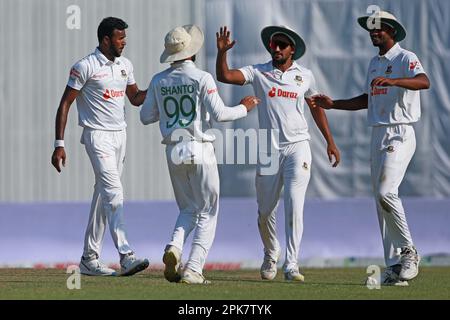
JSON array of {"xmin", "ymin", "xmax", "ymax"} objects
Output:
[{"xmin": 269, "ymin": 39, "xmax": 291, "ymax": 50}]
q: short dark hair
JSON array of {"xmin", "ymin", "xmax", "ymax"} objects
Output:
[{"xmin": 97, "ymin": 17, "xmax": 128, "ymax": 43}]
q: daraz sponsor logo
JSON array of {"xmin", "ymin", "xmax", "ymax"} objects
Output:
[
  {"xmin": 268, "ymin": 87, "xmax": 298, "ymax": 99},
  {"xmin": 103, "ymin": 89, "xmax": 125, "ymax": 100}
]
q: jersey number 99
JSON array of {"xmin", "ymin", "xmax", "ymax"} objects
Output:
[{"xmin": 163, "ymin": 95, "xmax": 196, "ymax": 128}]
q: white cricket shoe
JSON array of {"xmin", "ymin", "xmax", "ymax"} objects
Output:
[
  {"xmin": 379, "ymin": 265, "xmax": 409, "ymax": 286},
  {"xmin": 399, "ymin": 246, "xmax": 420, "ymax": 281},
  {"xmin": 79, "ymin": 256, "xmax": 116, "ymax": 276},
  {"xmin": 119, "ymin": 252, "xmax": 149, "ymax": 276},
  {"xmin": 260, "ymin": 254, "xmax": 278, "ymax": 280},
  {"xmin": 180, "ymin": 268, "xmax": 210, "ymax": 284},
  {"xmin": 162, "ymin": 245, "xmax": 182, "ymax": 283},
  {"xmin": 284, "ymin": 269, "xmax": 305, "ymax": 282}
]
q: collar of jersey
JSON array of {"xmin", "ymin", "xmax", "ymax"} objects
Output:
[
  {"xmin": 95, "ymin": 47, "xmax": 121, "ymax": 66},
  {"xmin": 170, "ymin": 60, "xmax": 195, "ymax": 68},
  {"xmin": 268, "ymin": 60, "xmax": 301, "ymax": 72},
  {"xmin": 378, "ymin": 43, "xmax": 401, "ymax": 61}
]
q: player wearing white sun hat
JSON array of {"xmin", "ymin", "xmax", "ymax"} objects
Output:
[{"xmin": 141, "ymin": 24, "xmax": 259, "ymax": 284}]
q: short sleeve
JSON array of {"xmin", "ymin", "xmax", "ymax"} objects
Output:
[
  {"xmin": 140, "ymin": 78, "xmax": 159, "ymax": 124},
  {"xmin": 364, "ymin": 61, "xmax": 371, "ymax": 95},
  {"xmin": 238, "ymin": 65, "xmax": 256, "ymax": 85},
  {"xmin": 403, "ymin": 52, "xmax": 426, "ymax": 78},
  {"xmin": 126, "ymin": 60, "xmax": 136, "ymax": 86},
  {"xmin": 67, "ymin": 61, "xmax": 89, "ymax": 90},
  {"xmin": 304, "ymin": 72, "xmax": 319, "ymax": 98}
]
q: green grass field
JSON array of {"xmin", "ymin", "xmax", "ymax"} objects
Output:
[{"xmin": 0, "ymin": 267, "xmax": 449, "ymax": 300}]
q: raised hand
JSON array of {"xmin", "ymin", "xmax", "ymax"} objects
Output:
[
  {"xmin": 240, "ymin": 96, "xmax": 261, "ymax": 112},
  {"xmin": 216, "ymin": 26, "xmax": 236, "ymax": 53},
  {"xmin": 310, "ymin": 94, "xmax": 334, "ymax": 109}
]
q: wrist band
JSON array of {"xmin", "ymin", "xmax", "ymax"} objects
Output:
[{"xmin": 54, "ymin": 140, "xmax": 65, "ymax": 148}]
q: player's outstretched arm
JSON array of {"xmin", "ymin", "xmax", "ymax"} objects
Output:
[
  {"xmin": 51, "ymin": 86, "xmax": 79, "ymax": 173},
  {"xmin": 306, "ymin": 98, "xmax": 340, "ymax": 167},
  {"xmin": 205, "ymin": 91, "xmax": 260, "ymax": 122},
  {"xmin": 239, "ymin": 96, "xmax": 260, "ymax": 113},
  {"xmin": 216, "ymin": 26, "xmax": 246, "ymax": 85},
  {"xmin": 201, "ymin": 73, "xmax": 257, "ymax": 122},
  {"xmin": 370, "ymin": 73, "xmax": 430, "ymax": 90},
  {"xmin": 310, "ymin": 93, "xmax": 368, "ymax": 111}
]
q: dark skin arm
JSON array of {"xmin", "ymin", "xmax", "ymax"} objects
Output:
[
  {"xmin": 310, "ymin": 93, "xmax": 368, "ymax": 111},
  {"xmin": 216, "ymin": 26, "xmax": 246, "ymax": 85},
  {"xmin": 126, "ymin": 83, "xmax": 148, "ymax": 106},
  {"xmin": 306, "ymin": 98, "xmax": 340, "ymax": 167},
  {"xmin": 51, "ymin": 86, "xmax": 79, "ymax": 172},
  {"xmin": 311, "ymin": 73, "xmax": 430, "ymax": 111},
  {"xmin": 370, "ymin": 73, "xmax": 430, "ymax": 90}
]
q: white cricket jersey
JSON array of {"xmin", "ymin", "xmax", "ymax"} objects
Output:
[
  {"xmin": 365, "ymin": 43, "xmax": 426, "ymax": 126},
  {"xmin": 140, "ymin": 60, "xmax": 247, "ymax": 144},
  {"xmin": 239, "ymin": 61, "xmax": 318, "ymax": 149},
  {"xmin": 67, "ymin": 48, "xmax": 136, "ymax": 130}
]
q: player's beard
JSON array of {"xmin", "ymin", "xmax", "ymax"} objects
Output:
[
  {"xmin": 109, "ymin": 44, "xmax": 122, "ymax": 57},
  {"xmin": 272, "ymin": 54, "xmax": 288, "ymax": 66}
]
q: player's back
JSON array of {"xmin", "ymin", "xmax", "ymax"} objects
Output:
[{"xmin": 150, "ymin": 60, "xmax": 213, "ymax": 144}]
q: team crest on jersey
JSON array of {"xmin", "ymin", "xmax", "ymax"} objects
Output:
[
  {"xmin": 294, "ymin": 75, "xmax": 303, "ymax": 86},
  {"xmin": 387, "ymin": 145, "xmax": 395, "ymax": 153},
  {"xmin": 385, "ymin": 66, "xmax": 392, "ymax": 74},
  {"xmin": 121, "ymin": 70, "xmax": 127, "ymax": 78}
]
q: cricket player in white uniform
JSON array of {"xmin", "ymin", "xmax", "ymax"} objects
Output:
[
  {"xmin": 216, "ymin": 26, "xmax": 340, "ymax": 281},
  {"xmin": 51, "ymin": 17, "xmax": 149, "ymax": 276},
  {"xmin": 311, "ymin": 11, "xmax": 430, "ymax": 286},
  {"xmin": 140, "ymin": 25, "xmax": 259, "ymax": 284}
]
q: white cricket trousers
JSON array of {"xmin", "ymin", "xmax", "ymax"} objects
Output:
[
  {"xmin": 165, "ymin": 142, "xmax": 220, "ymax": 275},
  {"xmin": 256, "ymin": 140, "xmax": 311, "ymax": 272},
  {"xmin": 81, "ymin": 128, "xmax": 133, "ymax": 259},
  {"xmin": 371, "ymin": 124, "xmax": 415, "ymax": 267}
]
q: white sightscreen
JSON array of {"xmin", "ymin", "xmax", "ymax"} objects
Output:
[{"xmin": 1, "ymin": 0, "xmax": 449, "ymax": 201}]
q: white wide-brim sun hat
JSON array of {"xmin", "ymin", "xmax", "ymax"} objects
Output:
[
  {"xmin": 261, "ymin": 25, "xmax": 306, "ymax": 60},
  {"xmin": 357, "ymin": 10, "xmax": 406, "ymax": 42},
  {"xmin": 160, "ymin": 24, "xmax": 204, "ymax": 63}
]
